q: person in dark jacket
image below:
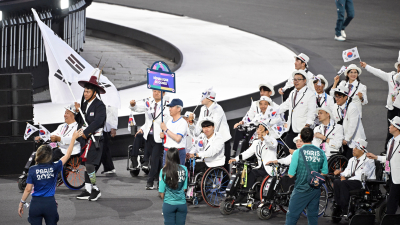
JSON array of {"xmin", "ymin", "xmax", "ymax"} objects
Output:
[{"xmin": 74, "ymin": 75, "xmax": 107, "ymax": 202}]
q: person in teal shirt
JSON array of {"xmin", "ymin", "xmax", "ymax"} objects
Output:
[
  {"xmin": 159, "ymin": 148, "xmax": 188, "ymax": 225},
  {"xmin": 285, "ymin": 127, "xmax": 328, "ymax": 225}
]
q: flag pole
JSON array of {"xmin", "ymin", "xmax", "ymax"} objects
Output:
[
  {"xmin": 31, "ymin": 9, "xmax": 96, "ymax": 145},
  {"xmin": 161, "ymin": 90, "xmax": 164, "ymax": 147}
]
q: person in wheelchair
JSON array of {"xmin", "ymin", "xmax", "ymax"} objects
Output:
[
  {"xmin": 268, "ymin": 134, "xmax": 304, "ymax": 166},
  {"xmin": 34, "ymin": 104, "xmax": 81, "ymax": 162},
  {"xmin": 187, "ymin": 117, "xmax": 225, "ymax": 174},
  {"xmin": 312, "ymin": 106, "xmax": 344, "ymax": 159},
  {"xmin": 228, "ymin": 120, "xmax": 278, "ymax": 196},
  {"xmin": 331, "ymin": 139, "xmax": 376, "ymax": 218}
]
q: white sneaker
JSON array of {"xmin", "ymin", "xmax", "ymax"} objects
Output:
[
  {"xmin": 334, "ymin": 35, "xmax": 346, "ymax": 41},
  {"xmin": 105, "ymin": 169, "xmax": 116, "ymax": 174},
  {"xmin": 341, "ymin": 30, "xmax": 346, "ymax": 38}
]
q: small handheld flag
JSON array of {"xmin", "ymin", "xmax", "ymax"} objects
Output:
[
  {"xmin": 337, "ymin": 65, "xmax": 347, "ymax": 75},
  {"xmin": 24, "ymin": 123, "xmax": 39, "ymax": 140},
  {"xmin": 39, "ymin": 124, "xmax": 51, "ymax": 142},
  {"xmin": 342, "ymin": 47, "xmax": 361, "ymax": 62}
]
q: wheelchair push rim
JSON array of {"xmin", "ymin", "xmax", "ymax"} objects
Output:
[
  {"xmin": 62, "ymin": 156, "xmax": 85, "ymax": 190},
  {"xmin": 201, "ymin": 167, "xmax": 230, "ymax": 208},
  {"xmin": 302, "ymin": 184, "xmax": 329, "ymax": 217}
]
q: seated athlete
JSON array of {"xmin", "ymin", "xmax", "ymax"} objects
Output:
[
  {"xmin": 187, "ymin": 117, "xmax": 225, "ymax": 174},
  {"xmin": 34, "ymin": 104, "xmax": 81, "ymax": 162},
  {"xmin": 228, "ymin": 119, "xmax": 278, "ymax": 191},
  {"xmin": 331, "ymin": 139, "xmax": 376, "ymax": 218},
  {"xmin": 267, "ymin": 134, "xmax": 303, "ymax": 166}
]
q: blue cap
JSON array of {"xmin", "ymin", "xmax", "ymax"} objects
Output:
[{"xmin": 167, "ymin": 98, "xmax": 183, "ymax": 107}]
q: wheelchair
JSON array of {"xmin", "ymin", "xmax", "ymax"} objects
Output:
[
  {"xmin": 185, "ymin": 157, "xmax": 230, "ymax": 208},
  {"xmin": 257, "ymin": 163, "xmax": 329, "ymax": 220},
  {"xmin": 18, "ymin": 140, "xmax": 85, "ymax": 191},
  {"xmin": 324, "ymin": 148, "xmax": 349, "ymax": 194},
  {"xmin": 126, "ymin": 126, "xmax": 150, "ymax": 177},
  {"xmin": 219, "ymin": 159, "xmax": 262, "ymax": 215},
  {"xmin": 331, "ymin": 161, "xmax": 388, "ymax": 224},
  {"xmin": 127, "ymin": 145, "xmax": 150, "ymax": 177}
]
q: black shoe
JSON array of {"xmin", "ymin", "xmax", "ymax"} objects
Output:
[
  {"xmin": 142, "ymin": 161, "xmax": 149, "ymax": 169},
  {"xmin": 131, "ymin": 157, "xmax": 139, "ymax": 168},
  {"xmin": 76, "ymin": 190, "xmax": 91, "ymax": 200},
  {"xmin": 331, "ymin": 204, "xmax": 342, "ymax": 218},
  {"xmin": 146, "ymin": 182, "xmax": 154, "ymax": 190},
  {"xmin": 89, "ymin": 188, "xmax": 101, "ymax": 201}
]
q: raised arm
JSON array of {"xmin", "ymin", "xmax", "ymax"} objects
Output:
[{"xmin": 60, "ymin": 130, "xmax": 83, "ymax": 165}]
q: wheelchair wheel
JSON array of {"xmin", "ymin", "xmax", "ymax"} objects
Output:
[
  {"xmin": 376, "ymin": 200, "xmax": 387, "ymax": 222},
  {"xmin": 62, "ymin": 155, "xmax": 85, "ymax": 190},
  {"xmin": 302, "ymin": 184, "xmax": 329, "ymax": 217},
  {"xmin": 130, "ymin": 169, "xmax": 140, "ymax": 177},
  {"xmin": 201, "ymin": 167, "xmax": 230, "ymax": 208},
  {"xmin": 326, "ymin": 155, "xmax": 348, "ymax": 192},
  {"xmin": 276, "ymin": 141, "xmax": 287, "ymax": 159},
  {"xmin": 257, "ymin": 203, "xmax": 273, "ymax": 220},
  {"xmin": 219, "ymin": 198, "xmax": 235, "ymax": 215},
  {"xmin": 18, "ymin": 175, "xmax": 27, "ymax": 191}
]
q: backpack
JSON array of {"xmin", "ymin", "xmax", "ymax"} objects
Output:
[{"xmin": 300, "ymin": 149, "xmax": 325, "ymax": 188}]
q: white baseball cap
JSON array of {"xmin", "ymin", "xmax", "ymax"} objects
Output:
[
  {"xmin": 259, "ymin": 96, "xmax": 272, "ymax": 105},
  {"xmin": 313, "ymin": 74, "xmax": 329, "ymax": 89},
  {"xmin": 389, "ymin": 116, "xmax": 400, "ymax": 130},
  {"xmin": 198, "ymin": 117, "xmax": 215, "ymax": 127},
  {"xmin": 316, "ymin": 106, "xmax": 333, "ymax": 119},
  {"xmin": 292, "ymin": 70, "xmax": 308, "ymax": 82},
  {"xmin": 200, "ymin": 87, "xmax": 216, "ymax": 102},
  {"xmin": 334, "ymin": 85, "xmax": 349, "ymax": 96},
  {"xmin": 293, "ymin": 134, "xmax": 301, "ymax": 144},
  {"xmin": 258, "ymin": 82, "xmax": 275, "ymax": 96},
  {"xmin": 344, "ymin": 64, "xmax": 362, "ymax": 76},
  {"xmin": 294, "ymin": 53, "xmax": 310, "ymax": 67},
  {"xmin": 353, "ymin": 139, "xmax": 368, "ymax": 152},
  {"xmin": 65, "ymin": 104, "xmax": 77, "ymax": 115}
]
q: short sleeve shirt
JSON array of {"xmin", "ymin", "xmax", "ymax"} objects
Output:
[
  {"xmin": 159, "ymin": 165, "xmax": 188, "ymax": 205},
  {"xmin": 288, "ymin": 144, "xmax": 328, "ymax": 192},
  {"xmin": 26, "ymin": 160, "xmax": 63, "ymax": 197},
  {"xmin": 164, "ymin": 117, "xmax": 187, "ymax": 149}
]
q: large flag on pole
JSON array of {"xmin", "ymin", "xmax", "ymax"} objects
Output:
[
  {"xmin": 342, "ymin": 47, "xmax": 360, "ymax": 62},
  {"xmin": 31, "ymin": 9, "xmax": 121, "ymax": 108},
  {"xmin": 24, "ymin": 123, "xmax": 39, "ymax": 140}
]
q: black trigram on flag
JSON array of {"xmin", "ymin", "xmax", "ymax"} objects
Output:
[
  {"xmin": 54, "ymin": 69, "xmax": 71, "ymax": 85},
  {"xmin": 98, "ymin": 82, "xmax": 112, "ymax": 89},
  {"xmin": 65, "ymin": 54, "xmax": 85, "ymax": 74}
]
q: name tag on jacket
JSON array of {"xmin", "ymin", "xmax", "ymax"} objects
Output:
[{"xmin": 90, "ymin": 112, "xmax": 94, "ymax": 116}]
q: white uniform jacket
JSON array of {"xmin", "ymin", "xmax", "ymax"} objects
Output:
[
  {"xmin": 312, "ymin": 121, "xmax": 344, "ymax": 159},
  {"xmin": 278, "ymin": 86, "xmax": 317, "ymax": 133},
  {"xmin": 340, "ymin": 153, "xmax": 376, "ymax": 181},
  {"xmin": 242, "ymin": 99, "xmax": 278, "ymax": 123},
  {"xmin": 194, "ymin": 132, "xmax": 225, "ymax": 168},
  {"xmin": 378, "ymin": 135, "xmax": 400, "ymax": 184},
  {"xmin": 365, "ymin": 65, "xmax": 400, "ymax": 110},
  {"xmin": 191, "ymin": 102, "xmax": 231, "ymax": 143},
  {"xmin": 51, "ymin": 122, "xmax": 81, "ymax": 155},
  {"xmin": 234, "ymin": 136, "xmax": 278, "ymax": 175},
  {"xmin": 278, "ymin": 154, "xmax": 293, "ymax": 165},
  {"xmin": 282, "ymin": 70, "xmax": 315, "ymax": 92},
  {"xmin": 129, "ymin": 97, "xmax": 171, "ymax": 143},
  {"xmin": 104, "ymin": 105, "xmax": 118, "ymax": 132},
  {"xmin": 330, "ymin": 80, "xmax": 368, "ymax": 118},
  {"xmin": 313, "ymin": 92, "xmax": 335, "ymax": 127},
  {"xmin": 332, "ymin": 102, "xmax": 365, "ymax": 148}
]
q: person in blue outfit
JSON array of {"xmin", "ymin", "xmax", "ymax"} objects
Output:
[
  {"xmin": 159, "ymin": 147, "xmax": 188, "ymax": 225},
  {"xmin": 334, "ymin": 0, "xmax": 354, "ymax": 41},
  {"xmin": 18, "ymin": 129, "xmax": 82, "ymax": 225},
  {"xmin": 285, "ymin": 127, "xmax": 328, "ymax": 225}
]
